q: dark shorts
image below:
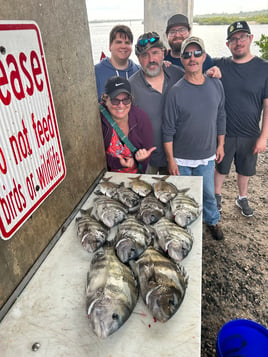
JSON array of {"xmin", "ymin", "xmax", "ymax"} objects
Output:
[{"xmin": 216, "ymin": 137, "xmax": 258, "ymax": 176}]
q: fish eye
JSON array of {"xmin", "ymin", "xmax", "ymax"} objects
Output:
[
  {"xmin": 169, "ymin": 299, "xmax": 175, "ymax": 306},
  {"xmin": 112, "ymin": 313, "xmax": 119, "ymax": 320}
]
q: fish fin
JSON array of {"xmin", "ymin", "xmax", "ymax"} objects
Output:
[
  {"xmin": 128, "ymin": 174, "xmax": 142, "ymax": 181},
  {"xmin": 101, "ymin": 176, "xmax": 112, "ymax": 182},
  {"xmin": 177, "ymin": 187, "xmax": 190, "ymax": 194},
  {"xmin": 79, "ymin": 207, "xmax": 93, "ymax": 216}
]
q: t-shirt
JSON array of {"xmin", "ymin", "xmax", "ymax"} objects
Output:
[
  {"xmin": 162, "ymin": 76, "xmax": 226, "ymax": 160},
  {"xmin": 213, "ymin": 56, "xmax": 268, "ymax": 137}
]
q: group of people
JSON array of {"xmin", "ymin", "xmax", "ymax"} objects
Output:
[{"xmin": 94, "ymin": 15, "xmax": 268, "ymax": 241}]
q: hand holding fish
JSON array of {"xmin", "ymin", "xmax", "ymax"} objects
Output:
[{"xmin": 134, "ymin": 147, "xmax": 156, "ymax": 162}]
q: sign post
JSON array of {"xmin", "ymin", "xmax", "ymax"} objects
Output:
[{"xmin": 0, "ymin": 21, "xmax": 66, "ymax": 240}]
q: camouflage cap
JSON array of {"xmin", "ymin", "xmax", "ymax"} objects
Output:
[{"xmin": 180, "ymin": 36, "xmax": 205, "ymax": 55}]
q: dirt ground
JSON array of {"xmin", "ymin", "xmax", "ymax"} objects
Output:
[{"xmin": 201, "ymin": 149, "xmax": 268, "ymax": 356}]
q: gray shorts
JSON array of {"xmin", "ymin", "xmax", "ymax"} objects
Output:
[{"xmin": 216, "ymin": 136, "xmax": 258, "ymax": 176}]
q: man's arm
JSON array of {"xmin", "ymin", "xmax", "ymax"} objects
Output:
[
  {"xmin": 163, "ymin": 142, "xmax": 179, "ymax": 176},
  {"xmin": 253, "ymin": 98, "xmax": 268, "ymax": 154}
]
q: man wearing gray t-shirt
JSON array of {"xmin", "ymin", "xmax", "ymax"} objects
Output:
[
  {"xmin": 163, "ymin": 36, "xmax": 226, "ymax": 241},
  {"xmin": 129, "ymin": 32, "xmax": 185, "ymax": 174}
]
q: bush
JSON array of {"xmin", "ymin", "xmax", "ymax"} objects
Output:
[{"xmin": 255, "ymin": 34, "xmax": 268, "ymax": 60}]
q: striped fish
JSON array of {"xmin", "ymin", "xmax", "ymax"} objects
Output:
[
  {"xmin": 170, "ymin": 189, "xmax": 201, "ymax": 228},
  {"xmin": 137, "ymin": 194, "xmax": 166, "ymax": 225},
  {"xmin": 86, "ymin": 246, "xmax": 138, "ymax": 338},
  {"xmin": 115, "ymin": 216, "xmax": 152, "ymax": 263},
  {"xmin": 153, "ymin": 217, "xmax": 193, "ymax": 262},
  {"xmin": 76, "ymin": 209, "xmax": 108, "ymax": 253},
  {"xmin": 131, "ymin": 247, "xmax": 188, "ymax": 322},
  {"xmin": 94, "ymin": 196, "xmax": 128, "ymax": 228}
]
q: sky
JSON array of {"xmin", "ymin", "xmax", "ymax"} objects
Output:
[{"xmin": 86, "ymin": 0, "xmax": 268, "ymax": 21}]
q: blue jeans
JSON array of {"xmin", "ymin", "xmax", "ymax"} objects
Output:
[{"xmin": 178, "ymin": 160, "xmax": 220, "ymax": 226}]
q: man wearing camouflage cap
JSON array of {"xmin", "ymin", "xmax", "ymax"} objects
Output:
[
  {"xmin": 162, "ymin": 36, "xmax": 226, "ymax": 240},
  {"xmin": 129, "ymin": 32, "xmax": 184, "ymax": 174}
]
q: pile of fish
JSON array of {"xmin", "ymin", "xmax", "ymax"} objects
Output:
[{"xmin": 76, "ymin": 175, "xmax": 201, "ymax": 338}]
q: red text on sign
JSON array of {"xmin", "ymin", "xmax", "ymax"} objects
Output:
[{"xmin": 0, "ymin": 50, "xmax": 43, "ymax": 106}]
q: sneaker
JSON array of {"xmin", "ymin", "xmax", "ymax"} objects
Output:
[
  {"xmin": 215, "ymin": 194, "xmax": 222, "ymax": 212},
  {"xmin": 207, "ymin": 223, "xmax": 224, "ymax": 240},
  {"xmin": 235, "ymin": 197, "xmax": 253, "ymax": 217}
]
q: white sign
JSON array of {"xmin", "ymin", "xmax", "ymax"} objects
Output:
[{"xmin": 0, "ymin": 21, "xmax": 66, "ymax": 240}]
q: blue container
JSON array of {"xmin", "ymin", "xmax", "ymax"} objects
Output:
[{"xmin": 216, "ymin": 319, "xmax": 268, "ymax": 357}]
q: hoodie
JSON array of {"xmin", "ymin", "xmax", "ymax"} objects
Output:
[{"xmin": 95, "ymin": 57, "xmax": 140, "ymax": 101}]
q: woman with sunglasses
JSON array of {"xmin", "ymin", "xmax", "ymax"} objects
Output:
[{"xmin": 100, "ymin": 76, "xmax": 156, "ymax": 173}]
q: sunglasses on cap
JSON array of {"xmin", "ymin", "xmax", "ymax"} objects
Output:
[
  {"xmin": 182, "ymin": 50, "xmax": 203, "ymax": 59},
  {"xmin": 110, "ymin": 96, "xmax": 132, "ymax": 106},
  {"xmin": 138, "ymin": 33, "xmax": 160, "ymax": 46}
]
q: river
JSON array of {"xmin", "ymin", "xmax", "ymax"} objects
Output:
[{"xmin": 89, "ymin": 20, "xmax": 268, "ymax": 64}]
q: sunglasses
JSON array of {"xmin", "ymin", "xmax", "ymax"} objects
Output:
[
  {"xmin": 138, "ymin": 34, "xmax": 160, "ymax": 47},
  {"xmin": 182, "ymin": 50, "xmax": 203, "ymax": 59},
  {"xmin": 110, "ymin": 96, "xmax": 131, "ymax": 106}
]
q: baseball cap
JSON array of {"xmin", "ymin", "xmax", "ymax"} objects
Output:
[
  {"xmin": 180, "ymin": 36, "xmax": 205, "ymax": 55},
  {"xmin": 227, "ymin": 21, "xmax": 251, "ymax": 40},
  {"xmin": 135, "ymin": 32, "xmax": 165, "ymax": 56},
  {"xmin": 166, "ymin": 14, "xmax": 190, "ymax": 33},
  {"xmin": 104, "ymin": 76, "xmax": 131, "ymax": 99}
]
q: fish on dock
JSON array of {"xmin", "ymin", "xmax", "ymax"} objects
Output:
[
  {"xmin": 76, "ymin": 209, "xmax": 108, "ymax": 253},
  {"xmin": 95, "ymin": 176, "xmax": 119, "ymax": 198},
  {"xmin": 115, "ymin": 182, "xmax": 141, "ymax": 212},
  {"xmin": 152, "ymin": 175, "xmax": 178, "ymax": 203},
  {"xmin": 170, "ymin": 189, "xmax": 201, "ymax": 228},
  {"xmin": 153, "ymin": 217, "xmax": 193, "ymax": 262},
  {"xmin": 86, "ymin": 246, "xmax": 138, "ymax": 338},
  {"xmin": 114, "ymin": 216, "xmax": 152, "ymax": 263},
  {"xmin": 130, "ymin": 246, "xmax": 188, "ymax": 323},
  {"xmin": 128, "ymin": 175, "xmax": 152, "ymax": 197},
  {"xmin": 137, "ymin": 194, "xmax": 166, "ymax": 225},
  {"xmin": 94, "ymin": 196, "xmax": 128, "ymax": 228}
]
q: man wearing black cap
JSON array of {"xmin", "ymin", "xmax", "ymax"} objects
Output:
[
  {"xmin": 214, "ymin": 21, "xmax": 268, "ymax": 217},
  {"xmin": 164, "ymin": 14, "xmax": 214, "ymax": 72},
  {"xmin": 129, "ymin": 32, "xmax": 185, "ymax": 174}
]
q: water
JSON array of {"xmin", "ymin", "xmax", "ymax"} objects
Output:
[{"xmin": 89, "ymin": 20, "xmax": 268, "ymax": 64}]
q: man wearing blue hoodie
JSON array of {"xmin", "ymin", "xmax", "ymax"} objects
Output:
[{"xmin": 95, "ymin": 25, "xmax": 140, "ymax": 101}]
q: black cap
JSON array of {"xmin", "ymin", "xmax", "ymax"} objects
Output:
[
  {"xmin": 166, "ymin": 14, "xmax": 190, "ymax": 34},
  {"xmin": 135, "ymin": 32, "xmax": 164, "ymax": 56},
  {"xmin": 227, "ymin": 21, "xmax": 251, "ymax": 40},
  {"xmin": 104, "ymin": 76, "xmax": 131, "ymax": 99}
]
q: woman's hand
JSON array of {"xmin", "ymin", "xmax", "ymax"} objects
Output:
[
  {"xmin": 117, "ymin": 155, "xmax": 136, "ymax": 168},
  {"xmin": 135, "ymin": 147, "xmax": 156, "ymax": 162}
]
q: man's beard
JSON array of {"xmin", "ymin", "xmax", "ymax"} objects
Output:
[
  {"xmin": 168, "ymin": 39, "xmax": 182, "ymax": 55},
  {"xmin": 144, "ymin": 63, "xmax": 162, "ymax": 77}
]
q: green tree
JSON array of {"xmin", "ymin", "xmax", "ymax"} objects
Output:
[{"xmin": 255, "ymin": 34, "xmax": 268, "ymax": 60}]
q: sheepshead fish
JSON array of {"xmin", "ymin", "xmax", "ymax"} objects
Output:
[
  {"xmin": 76, "ymin": 209, "xmax": 108, "ymax": 253},
  {"xmin": 170, "ymin": 189, "xmax": 201, "ymax": 228},
  {"xmin": 128, "ymin": 175, "xmax": 152, "ymax": 197},
  {"xmin": 137, "ymin": 194, "xmax": 165, "ymax": 225},
  {"xmin": 130, "ymin": 246, "xmax": 188, "ymax": 322},
  {"xmin": 115, "ymin": 216, "xmax": 152, "ymax": 263},
  {"xmin": 95, "ymin": 176, "xmax": 119, "ymax": 198},
  {"xmin": 86, "ymin": 246, "xmax": 138, "ymax": 339},
  {"xmin": 94, "ymin": 196, "xmax": 128, "ymax": 228},
  {"xmin": 152, "ymin": 175, "xmax": 178, "ymax": 203},
  {"xmin": 153, "ymin": 217, "xmax": 193, "ymax": 262},
  {"xmin": 116, "ymin": 183, "xmax": 140, "ymax": 212}
]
